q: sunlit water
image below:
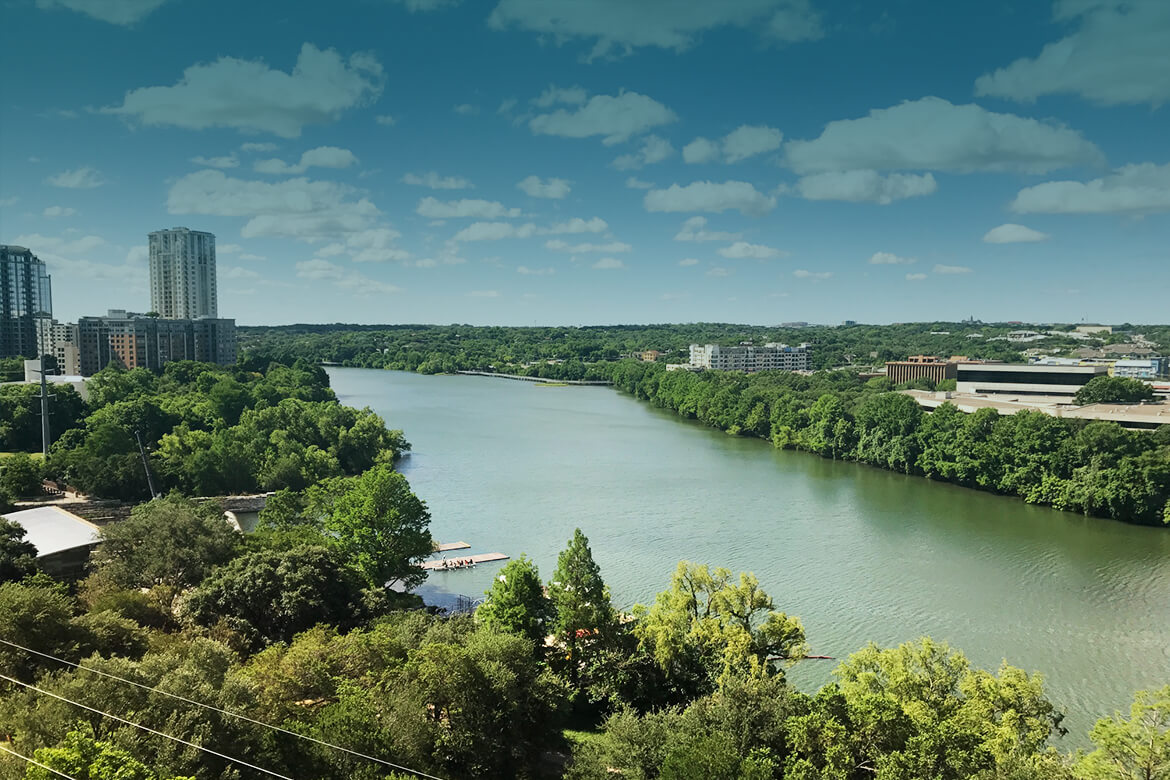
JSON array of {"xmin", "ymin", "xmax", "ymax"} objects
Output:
[{"xmin": 330, "ymin": 368, "xmax": 1170, "ymax": 744}]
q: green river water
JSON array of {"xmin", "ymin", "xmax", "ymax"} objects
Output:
[{"xmin": 329, "ymin": 367, "xmax": 1170, "ymax": 743}]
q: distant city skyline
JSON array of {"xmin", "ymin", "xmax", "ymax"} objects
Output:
[{"xmin": 1, "ymin": 0, "xmax": 1167, "ymax": 325}]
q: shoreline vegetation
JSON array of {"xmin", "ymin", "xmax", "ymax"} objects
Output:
[
  {"xmin": 234, "ymin": 323, "xmax": 1167, "ymax": 526},
  {"xmin": 1, "ymin": 355, "xmax": 1167, "ymax": 777}
]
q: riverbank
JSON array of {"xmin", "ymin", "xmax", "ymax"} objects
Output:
[{"xmin": 608, "ymin": 360, "xmax": 1170, "ymax": 527}]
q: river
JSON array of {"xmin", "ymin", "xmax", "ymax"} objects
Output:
[{"xmin": 329, "ymin": 367, "xmax": 1170, "ymax": 743}]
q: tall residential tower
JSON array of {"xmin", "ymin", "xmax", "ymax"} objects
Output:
[
  {"xmin": 1, "ymin": 244, "xmax": 53, "ymax": 358},
  {"xmin": 148, "ymin": 227, "xmax": 217, "ymax": 319}
]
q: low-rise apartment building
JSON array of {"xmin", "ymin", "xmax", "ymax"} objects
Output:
[{"xmin": 689, "ymin": 342, "xmax": 811, "ymax": 372}]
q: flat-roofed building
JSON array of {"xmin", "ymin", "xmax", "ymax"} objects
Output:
[
  {"xmin": 956, "ymin": 363, "xmax": 1106, "ymax": 398},
  {"xmin": 77, "ymin": 310, "xmax": 236, "ymax": 375},
  {"xmin": 1111, "ymin": 359, "xmax": 1162, "ymax": 380},
  {"xmin": 886, "ymin": 355, "xmax": 956, "ymax": 385},
  {"xmin": 690, "ymin": 342, "xmax": 811, "ymax": 373},
  {"xmin": 2, "ymin": 505, "xmax": 101, "ymax": 578}
]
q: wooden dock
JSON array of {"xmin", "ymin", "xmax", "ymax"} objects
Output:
[
  {"xmin": 436, "ymin": 541, "xmax": 471, "ymax": 552},
  {"xmin": 423, "ymin": 552, "xmax": 509, "ymax": 571}
]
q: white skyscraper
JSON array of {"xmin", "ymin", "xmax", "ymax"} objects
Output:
[{"xmin": 148, "ymin": 227, "xmax": 217, "ymax": 319}]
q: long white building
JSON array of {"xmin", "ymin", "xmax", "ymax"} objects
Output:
[
  {"xmin": 149, "ymin": 227, "xmax": 217, "ymax": 319},
  {"xmin": 689, "ymin": 343, "xmax": 811, "ymax": 373}
]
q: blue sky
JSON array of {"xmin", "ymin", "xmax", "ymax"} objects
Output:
[{"xmin": 1, "ymin": 0, "xmax": 1167, "ymax": 326}]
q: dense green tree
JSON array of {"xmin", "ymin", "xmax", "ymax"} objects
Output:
[
  {"xmin": 477, "ymin": 555, "xmax": 552, "ymax": 646},
  {"xmin": 0, "ymin": 384, "xmax": 86, "ymax": 453},
  {"xmin": 1075, "ymin": 376, "xmax": 1156, "ymax": 406},
  {"xmin": 0, "ymin": 578, "xmax": 78, "ymax": 679},
  {"xmin": 0, "ymin": 454, "xmax": 43, "ymax": 500},
  {"xmin": 1074, "ymin": 685, "xmax": 1170, "ymax": 780},
  {"xmin": 316, "ymin": 465, "xmax": 433, "ymax": 589},
  {"xmin": 0, "ymin": 518, "xmax": 38, "ymax": 584},
  {"xmin": 549, "ymin": 529, "xmax": 616, "ymax": 687},
  {"xmin": 87, "ymin": 496, "xmax": 240, "ymax": 615},
  {"xmin": 23, "ymin": 728, "xmax": 194, "ymax": 780},
  {"xmin": 635, "ymin": 562, "xmax": 806, "ymax": 689},
  {"xmin": 183, "ymin": 545, "xmax": 384, "ymax": 650}
]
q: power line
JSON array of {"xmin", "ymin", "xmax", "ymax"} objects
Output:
[
  {"xmin": 0, "ymin": 638, "xmax": 446, "ymax": 780},
  {"xmin": 0, "ymin": 673, "xmax": 293, "ymax": 780},
  {"xmin": 0, "ymin": 742, "xmax": 80, "ymax": 780}
]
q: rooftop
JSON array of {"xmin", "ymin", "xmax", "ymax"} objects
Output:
[{"xmin": 2, "ymin": 505, "xmax": 101, "ymax": 557}]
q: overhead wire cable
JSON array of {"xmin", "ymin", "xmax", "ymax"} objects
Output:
[
  {"xmin": 0, "ymin": 638, "xmax": 446, "ymax": 780},
  {"xmin": 0, "ymin": 741, "xmax": 81, "ymax": 779},
  {"xmin": 0, "ymin": 672, "xmax": 294, "ymax": 780}
]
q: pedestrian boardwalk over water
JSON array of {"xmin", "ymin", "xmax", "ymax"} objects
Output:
[
  {"xmin": 455, "ymin": 371, "xmax": 610, "ymax": 385},
  {"xmin": 436, "ymin": 541, "xmax": 471, "ymax": 551},
  {"xmin": 423, "ymin": 552, "xmax": 509, "ymax": 570}
]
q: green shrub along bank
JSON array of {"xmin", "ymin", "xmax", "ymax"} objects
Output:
[
  {"xmin": 608, "ymin": 360, "xmax": 1170, "ymax": 526},
  {"xmin": 0, "ymin": 515, "xmax": 1166, "ymax": 779}
]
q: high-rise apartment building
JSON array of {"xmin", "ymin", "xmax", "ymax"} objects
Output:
[
  {"xmin": 1, "ymin": 245, "xmax": 53, "ymax": 358},
  {"xmin": 148, "ymin": 227, "xmax": 217, "ymax": 319}
]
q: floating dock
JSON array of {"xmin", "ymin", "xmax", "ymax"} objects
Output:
[
  {"xmin": 423, "ymin": 552, "xmax": 509, "ymax": 571},
  {"xmin": 436, "ymin": 541, "xmax": 471, "ymax": 552}
]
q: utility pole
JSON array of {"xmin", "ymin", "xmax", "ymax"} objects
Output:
[
  {"xmin": 34, "ymin": 354, "xmax": 54, "ymax": 457},
  {"xmin": 134, "ymin": 429, "xmax": 160, "ymax": 500}
]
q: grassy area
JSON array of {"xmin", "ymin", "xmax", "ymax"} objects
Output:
[{"xmin": 0, "ymin": 452, "xmax": 44, "ymax": 460}]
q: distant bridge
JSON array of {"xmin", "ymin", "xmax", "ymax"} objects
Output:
[{"xmin": 455, "ymin": 371, "xmax": 611, "ymax": 385}]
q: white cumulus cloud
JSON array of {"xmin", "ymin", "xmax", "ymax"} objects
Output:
[
  {"xmin": 625, "ymin": 176, "xmax": 654, "ymax": 189},
  {"xmin": 684, "ymin": 125, "xmax": 783, "ymax": 164},
  {"xmin": 403, "ymin": 171, "xmax": 473, "ymax": 189},
  {"xmin": 1010, "ymin": 162, "xmax": 1170, "ymax": 215},
  {"xmin": 906, "ymin": 272, "xmax": 927, "ymax": 281},
  {"xmin": 518, "ymin": 175, "xmax": 572, "ymax": 199},
  {"xmin": 673, "ymin": 216, "xmax": 742, "ymax": 242},
  {"xmin": 517, "ymin": 265, "xmax": 555, "ymax": 275},
  {"xmin": 191, "ymin": 154, "xmax": 239, "ymax": 169},
  {"xmin": 975, "ymin": 0, "xmax": 1170, "ymax": 107},
  {"xmin": 35, "ymin": 0, "xmax": 168, "ymax": 25},
  {"xmin": 795, "ymin": 170, "xmax": 937, "ymax": 204},
  {"xmin": 104, "ymin": 44, "xmax": 384, "ymax": 138},
  {"xmin": 46, "ymin": 167, "xmax": 103, "ymax": 189},
  {"xmin": 488, "ymin": 0, "xmax": 822, "ymax": 60},
  {"xmin": 868, "ymin": 252, "xmax": 916, "ymax": 265},
  {"xmin": 592, "ymin": 257, "xmax": 626, "ymax": 270},
  {"xmin": 785, "ymin": 96, "xmax": 1103, "ymax": 175},
  {"xmin": 545, "ymin": 217, "xmax": 608, "ymax": 234},
  {"xmin": 417, "ymin": 197, "xmax": 522, "ymax": 219},
  {"xmin": 933, "ymin": 264, "xmax": 972, "ymax": 275},
  {"xmin": 718, "ymin": 241, "xmax": 785, "ymax": 259},
  {"xmin": 295, "ymin": 258, "xmax": 401, "ymax": 294},
  {"xmin": 545, "ymin": 239, "xmax": 631, "ymax": 253},
  {"xmin": 793, "ymin": 269, "xmax": 831, "ymax": 279},
  {"xmin": 529, "ymin": 89, "xmax": 677, "ymax": 145},
  {"xmin": 982, "ymin": 223, "xmax": 1051, "ymax": 243},
  {"xmin": 42, "ymin": 206, "xmax": 76, "ymax": 217},
  {"xmin": 612, "ymin": 135, "xmax": 675, "ymax": 170},
  {"xmin": 167, "ymin": 170, "xmax": 380, "ymax": 240},
  {"xmin": 452, "ymin": 222, "xmax": 538, "ymax": 242},
  {"xmin": 254, "ymin": 146, "xmax": 358, "ymax": 175},
  {"xmin": 645, "ymin": 181, "xmax": 776, "ymax": 216},
  {"xmin": 678, "ymin": 258, "xmax": 700, "ymax": 266}
]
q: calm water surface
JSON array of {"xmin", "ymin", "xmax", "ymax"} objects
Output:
[{"xmin": 330, "ymin": 368, "xmax": 1170, "ymax": 742}]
